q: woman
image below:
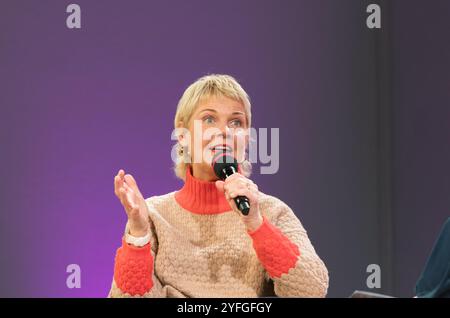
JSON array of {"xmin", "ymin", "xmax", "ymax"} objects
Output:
[{"xmin": 108, "ymin": 74, "xmax": 329, "ymax": 297}]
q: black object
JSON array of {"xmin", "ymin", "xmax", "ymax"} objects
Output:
[{"xmin": 212, "ymin": 151, "xmax": 250, "ymax": 215}]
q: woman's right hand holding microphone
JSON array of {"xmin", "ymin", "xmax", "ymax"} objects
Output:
[{"xmin": 114, "ymin": 169, "xmax": 150, "ymax": 237}]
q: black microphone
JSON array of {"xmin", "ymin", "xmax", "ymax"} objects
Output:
[{"xmin": 212, "ymin": 151, "xmax": 250, "ymax": 215}]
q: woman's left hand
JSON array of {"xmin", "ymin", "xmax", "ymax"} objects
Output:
[{"xmin": 215, "ymin": 173, "xmax": 263, "ymax": 232}]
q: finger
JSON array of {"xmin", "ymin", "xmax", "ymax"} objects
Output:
[
  {"xmin": 236, "ymin": 179, "xmax": 250, "ymax": 188},
  {"xmin": 125, "ymin": 189, "xmax": 138, "ymax": 210},
  {"xmin": 250, "ymin": 184, "xmax": 259, "ymax": 193},
  {"xmin": 215, "ymin": 180, "xmax": 225, "ymax": 192},
  {"xmin": 114, "ymin": 175, "xmax": 121, "ymax": 197},
  {"xmin": 123, "ymin": 181, "xmax": 131, "ymax": 191},
  {"xmin": 228, "ymin": 185, "xmax": 254, "ymax": 199},
  {"xmin": 117, "ymin": 170, "xmax": 125, "ymax": 190},
  {"xmin": 118, "ymin": 169, "xmax": 125, "ymax": 182},
  {"xmin": 223, "ymin": 175, "xmax": 249, "ymax": 191},
  {"xmin": 119, "ymin": 188, "xmax": 131, "ymax": 211},
  {"xmin": 224, "ymin": 181, "xmax": 244, "ymax": 196},
  {"xmin": 119, "ymin": 181, "xmax": 134, "ymax": 199},
  {"xmin": 245, "ymin": 189, "xmax": 259, "ymax": 205},
  {"xmin": 122, "ymin": 183, "xmax": 139, "ymax": 205},
  {"xmin": 224, "ymin": 194, "xmax": 241, "ymax": 216},
  {"xmin": 114, "ymin": 169, "xmax": 123, "ymax": 189},
  {"xmin": 115, "ymin": 179, "xmax": 126, "ymax": 201},
  {"xmin": 224, "ymin": 173, "xmax": 243, "ymax": 182},
  {"xmin": 224, "ymin": 179, "xmax": 240, "ymax": 192},
  {"xmin": 121, "ymin": 187, "xmax": 139, "ymax": 213},
  {"xmin": 235, "ymin": 180, "xmax": 257, "ymax": 192},
  {"xmin": 124, "ymin": 182, "xmax": 140, "ymax": 205},
  {"xmin": 124, "ymin": 174, "xmax": 141, "ymax": 195}
]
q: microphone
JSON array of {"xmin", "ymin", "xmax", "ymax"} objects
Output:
[{"xmin": 212, "ymin": 151, "xmax": 250, "ymax": 215}]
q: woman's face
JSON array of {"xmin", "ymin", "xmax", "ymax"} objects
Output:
[{"xmin": 181, "ymin": 95, "xmax": 249, "ymax": 181}]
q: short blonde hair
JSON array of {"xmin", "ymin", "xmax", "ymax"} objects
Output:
[{"xmin": 173, "ymin": 74, "xmax": 252, "ymax": 180}]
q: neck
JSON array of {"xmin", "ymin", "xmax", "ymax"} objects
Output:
[
  {"xmin": 191, "ymin": 163, "xmax": 217, "ymax": 181},
  {"xmin": 174, "ymin": 166, "xmax": 231, "ymax": 214}
]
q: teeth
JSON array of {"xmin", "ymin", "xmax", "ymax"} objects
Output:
[{"xmin": 211, "ymin": 146, "xmax": 231, "ymax": 151}]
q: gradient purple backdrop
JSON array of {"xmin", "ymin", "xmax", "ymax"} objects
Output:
[
  {"xmin": 2, "ymin": 0, "xmax": 447, "ymax": 298},
  {"xmin": 0, "ymin": 0, "xmax": 386, "ymax": 298}
]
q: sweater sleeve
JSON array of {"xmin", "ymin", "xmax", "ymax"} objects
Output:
[
  {"xmin": 107, "ymin": 219, "xmax": 165, "ymax": 298},
  {"xmin": 248, "ymin": 203, "xmax": 329, "ymax": 297}
]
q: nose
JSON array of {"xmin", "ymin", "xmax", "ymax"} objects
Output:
[
  {"xmin": 220, "ymin": 123, "xmax": 232, "ymax": 137},
  {"xmin": 213, "ymin": 122, "xmax": 232, "ymax": 141}
]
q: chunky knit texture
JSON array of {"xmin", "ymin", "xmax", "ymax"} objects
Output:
[
  {"xmin": 108, "ymin": 168, "xmax": 329, "ymax": 298},
  {"xmin": 113, "ymin": 238, "xmax": 154, "ymax": 295},
  {"xmin": 248, "ymin": 216, "xmax": 301, "ymax": 278}
]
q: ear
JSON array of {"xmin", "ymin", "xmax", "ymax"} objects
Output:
[{"xmin": 176, "ymin": 121, "xmax": 189, "ymax": 147}]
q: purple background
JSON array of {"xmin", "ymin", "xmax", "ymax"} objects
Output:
[
  {"xmin": 391, "ymin": 0, "xmax": 450, "ymax": 297},
  {"xmin": 0, "ymin": 0, "xmax": 449, "ymax": 297}
]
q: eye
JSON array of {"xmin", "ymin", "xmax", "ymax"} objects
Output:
[
  {"xmin": 203, "ymin": 115, "xmax": 215, "ymax": 125},
  {"xmin": 229, "ymin": 119, "xmax": 242, "ymax": 128}
]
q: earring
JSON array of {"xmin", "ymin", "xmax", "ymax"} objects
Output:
[
  {"xmin": 183, "ymin": 146, "xmax": 190, "ymax": 156},
  {"xmin": 182, "ymin": 146, "xmax": 191, "ymax": 163}
]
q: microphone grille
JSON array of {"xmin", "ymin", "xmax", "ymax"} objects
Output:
[{"xmin": 211, "ymin": 151, "xmax": 238, "ymax": 179}]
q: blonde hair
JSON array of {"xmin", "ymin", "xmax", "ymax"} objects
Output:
[{"xmin": 173, "ymin": 74, "xmax": 252, "ymax": 180}]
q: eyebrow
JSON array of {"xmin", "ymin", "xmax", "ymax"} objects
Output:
[
  {"xmin": 199, "ymin": 108, "xmax": 245, "ymax": 116},
  {"xmin": 199, "ymin": 108, "xmax": 217, "ymax": 114}
]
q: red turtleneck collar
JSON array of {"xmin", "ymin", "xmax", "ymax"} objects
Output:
[{"xmin": 174, "ymin": 167, "xmax": 232, "ymax": 214}]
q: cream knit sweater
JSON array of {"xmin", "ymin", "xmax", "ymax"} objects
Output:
[{"xmin": 108, "ymin": 169, "xmax": 329, "ymax": 298}]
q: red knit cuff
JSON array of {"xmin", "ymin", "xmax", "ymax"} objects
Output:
[
  {"xmin": 113, "ymin": 238, "xmax": 154, "ymax": 296},
  {"xmin": 248, "ymin": 216, "xmax": 300, "ymax": 278}
]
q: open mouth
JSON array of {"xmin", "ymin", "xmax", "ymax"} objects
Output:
[{"xmin": 209, "ymin": 144, "xmax": 233, "ymax": 154}]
